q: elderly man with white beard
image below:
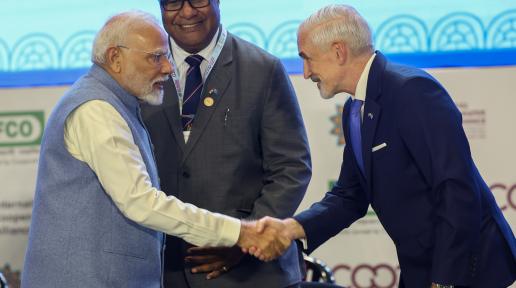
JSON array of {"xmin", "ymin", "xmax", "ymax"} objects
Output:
[{"xmin": 21, "ymin": 11, "xmax": 283, "ymax": 288}]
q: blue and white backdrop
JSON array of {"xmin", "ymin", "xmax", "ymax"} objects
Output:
[{"xmin": 1, "ymin": 1, "xmax": 515, "ymax": 287}]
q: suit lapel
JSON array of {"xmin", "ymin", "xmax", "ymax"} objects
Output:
[
  {"xmin": 161, "ymin": 79, "xmax": 186, "ymax": 151},
  {"xmin": 181, "ymin": 35, "xmax": 234, "ymax": 163},
  {"xmin": 362, "ymin": 52, "xmax": 386, "ymax": 193},
  {"xmin": 362, "ymin": 100, "xmax": 380, "ymax": 186}
]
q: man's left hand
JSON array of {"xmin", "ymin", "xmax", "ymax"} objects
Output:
[{"xmin": 185, "ymin": 246, "xmax": 245, "ymax": 280}]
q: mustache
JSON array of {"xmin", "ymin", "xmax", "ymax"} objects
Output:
[{"xmin": 153, "ymin": 76, "xmax": 170, "ymax": 84}]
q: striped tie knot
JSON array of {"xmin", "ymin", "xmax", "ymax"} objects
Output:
[{"xmin": 185, "ymin": 54, "xmax": 204, "ymax": 67}]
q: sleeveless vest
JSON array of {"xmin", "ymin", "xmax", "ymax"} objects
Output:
[{"xmin": 23, "ymin": 65, "xmax": 164, "ymax": 287}]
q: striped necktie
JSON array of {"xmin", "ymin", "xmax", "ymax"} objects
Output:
[{"xmin": 182, "ymin": 54, "xmax": 204, "ymax": 131}]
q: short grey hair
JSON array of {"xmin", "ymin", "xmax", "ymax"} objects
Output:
[
  {"xmin": 91, "ymin": 10, "xmax": 162, "ymax": 65},
  {"xmin": 299, "ymin": 4, "xmax": 373, "ymax": 56}
]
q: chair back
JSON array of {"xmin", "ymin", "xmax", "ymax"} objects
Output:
[
  {"xmin": 303, "ymin": 255, "xmax": 336, "ymax": 284},
  {"xmin": 0, "ymin": 271, "xmax": 8, "ymax": 288}
]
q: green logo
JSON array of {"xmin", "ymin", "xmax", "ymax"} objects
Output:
[
  {"xmin": 328, "ymin": 180, "xmax": 337, "ymax": 190},
  {"xmin": 0, "ymin": 111, "xmax": 44, "ymax": 147}
]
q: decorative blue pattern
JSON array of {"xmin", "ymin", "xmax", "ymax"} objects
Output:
[
  {"xmin": 268, "ymin": 20, "xmax": 302, "ymax": 58},
  {"xmin": 1, "ymin": 10, "xmax": 516, "ymax": 87},
  {"xmin": 487, "ymin": 10, "xmax": 516, "ymax": 48},
  {"xmin": 60, "ymin": 31, "xmax": 96, "ymax": 69},
  {"xmin": 431, "ymin": 13, "xmax": 484, "ymax": 51},
  {"xmin": 375, "ymin": 15, "xmax": 429, "ymax": 53},
  {"xmin": 229, "ymin": 21, "xmax": 301, "ymax": 58},
  {"xmin": 227, "ymin": 23, "xmax": 268, "ymax": 50},
  {"xmin": 11, "ymin": 34, "xmax": 60, "ymax": 71},
  {"xmin": 0, "ymin": 39, "xmax": 8, "ymax": 71}
]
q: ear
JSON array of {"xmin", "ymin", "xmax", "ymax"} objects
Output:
[
  {"xmin": 106, "ymin": 47, "xmax": 122, "ymax": 73},
  {"xmin": 332, "ymin": 41, "xmax": 347, "ymax": 65}
]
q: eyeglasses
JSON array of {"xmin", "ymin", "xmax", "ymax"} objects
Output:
[
  {"xmin": 117, "ymin": 45, "xmax": 171, "ymax": 66},
  {"xmin": 160, "ymin": 0, "xmax": 211, "ymax": 11}
]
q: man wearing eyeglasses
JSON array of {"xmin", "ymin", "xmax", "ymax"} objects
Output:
[
  {"xmin": 22, "ymin": 11, "xmax": 291, "ymax": 288},
  {"xmin": 142, "ymin": 0, "xmax": 311, "ymax": 287}
]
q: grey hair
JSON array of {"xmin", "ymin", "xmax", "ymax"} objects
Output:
[
  {"xmin": 91, "ymin": 10, "xmax": 162, "ymax": 65},
  {"xmin": 299, "ymin": 4, "xmax": 373, "ymax": 56}
]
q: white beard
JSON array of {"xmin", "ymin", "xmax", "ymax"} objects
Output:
[{"xmin": 140, "ymin": 88, "xmax": 164, "ymax": 105}]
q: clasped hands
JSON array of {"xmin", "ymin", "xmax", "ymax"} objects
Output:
[
  {"xmin": 185, "ymin": 217, "xmax": 304, "ymax": 280},
  {"xmin": 237, "ymin": 216, "xmax": 305, "ymax": 261}
]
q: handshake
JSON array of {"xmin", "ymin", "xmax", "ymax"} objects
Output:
[
  {"xmin": 184, "ymin": 217, "xmax": 307, "ymax": 280},
  {"xmin": 236, "ymin": 217, "xmax": 306, "ymax": 262}
]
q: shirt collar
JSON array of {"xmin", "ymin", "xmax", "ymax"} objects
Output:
[
  {"xmin": 352, "ymin": 53, "xmax": 376, "ymax": 102},
  {"xmin": 170, "ymin": 27, "xmax": 220, "ymax": 66}
]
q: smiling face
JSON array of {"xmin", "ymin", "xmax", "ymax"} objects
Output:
[
  {"xmin": 298, "ymin": 28, "xmax": 342, "ymax": 99},
  {"xmin": 161, "ymin": 0, "xmax": 221, "ymax": 53}
]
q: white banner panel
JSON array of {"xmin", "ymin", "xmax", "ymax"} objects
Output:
[{"xmin": 0, "ymin": 87, "xmax": 65, "ymax": 286}]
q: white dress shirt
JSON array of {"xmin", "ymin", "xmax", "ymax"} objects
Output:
[
  {"xmin": 299, "ymin": 53, "xmax": 378, "ymax": 250},
  {"xmin": 353, "ymin": 53, "xmax": 377, "ymax": 120},
  {"xmin": 64, "ymin": 100, "xmax": 240, "ymax": 247},
  {"xmin": 170, "ymin": 28, "xmax": 220, "ymax": 142}
]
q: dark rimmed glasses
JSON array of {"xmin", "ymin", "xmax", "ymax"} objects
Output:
[
  {"xmin": 160, "ymin": 0, "xmax": 211, "ymax": 12},
  {"xmin": 117, "ymin": 45, "xmax": 171, "ymax": 67}
]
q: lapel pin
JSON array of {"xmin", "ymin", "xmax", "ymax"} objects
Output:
[
  {"xmin": 368, "ymin": 113, "xmax": 373, "ymax": 120},
  {"xmin": 204, "ymin": 96, "xmax": 214, "ymax": 107},
  {"xmin": 208, "ymin": 88, "xmax": 218, "ymax": 96}
]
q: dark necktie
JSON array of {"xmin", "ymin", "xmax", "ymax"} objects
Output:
[
  {"xmin": 350, "ymin": 99, "xmax": 365, "ymax": 175},
  {"xmin": 182, "ymin": 54, "xmax": 204, "ymax": 131}
]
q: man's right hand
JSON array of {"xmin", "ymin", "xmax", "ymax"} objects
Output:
[
  {"xmin": 236, "ymin": 219, "xmax": 293, "ymax": 261},
  {"xmin": 237, "ymin": 217, "xmax": 306, "ymax": 261}
]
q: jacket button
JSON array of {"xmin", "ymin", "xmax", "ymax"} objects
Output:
[{"xmin": 182, "ymin": 171, "xmax": 190, "ymax": 178}]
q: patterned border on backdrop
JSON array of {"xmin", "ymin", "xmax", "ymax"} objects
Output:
[{"xmin": 0, "ymin": 11, "xmax": 515, "ymax": 72}]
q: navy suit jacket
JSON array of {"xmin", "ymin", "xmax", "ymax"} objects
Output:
[{"xmin": 295, "ymin": 52, "xmax": 516, "ymax": 287}]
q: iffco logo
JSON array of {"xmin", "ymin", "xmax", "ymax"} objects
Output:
[
  {"xmin": 333, "ymin": 263, "xmax": 400, "ymax": 288},
  {"xmin": 0, "ymin": 111, "xmax": 44, "ymax": 147},
  {"xmin": 491, "ymin": 183, "xmax": 516, "ymax": 211}
]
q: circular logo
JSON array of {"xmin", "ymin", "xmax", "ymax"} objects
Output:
[
  {"xmin": 333, "ymin": 263, "xmax": 400, "ymax": 288},
  {"xmin": 490, "ymin": 183, "xmax": 516, "ymax": 211},
  {"xmin": 203, "ymin": 97, "xmax": 214, "ymax": 107}
]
